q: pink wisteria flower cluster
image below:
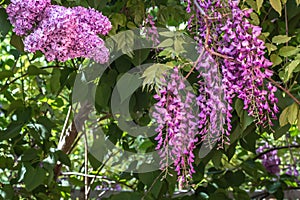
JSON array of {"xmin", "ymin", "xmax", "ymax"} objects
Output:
[
  {"xmin": 153, "ymin": 0, "xmax": 279, "ymax": 182},
  {"xmin": 6, "ymin": 0, "xmax": 112, "ymax": 63},
  {"xmin": 152, "ymin": 67, "xmax": 198, "ymax": 179},
  {"xmin": 193, "ymin": 0, "xmax": 279, "ymax": 127},
  {"xmin": 256, "ymin": 144, "xmax": 281, "ymax": 175}
]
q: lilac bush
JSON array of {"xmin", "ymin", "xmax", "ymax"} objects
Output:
[
  {"xmin": 6, "ymin": 0, "xmax": 51, "ymax": 36},
  {"xmin": 7, "ymin": 1, "xmax": 112, "ymax": 63}
]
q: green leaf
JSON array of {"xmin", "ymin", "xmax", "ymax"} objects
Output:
[
  {"xmin": 225, "ymin": 170, "xmax": 245, "ymax": 187},
  {"xmin": 297, "ymin": 110, "xmax": 300, "ymax": 130},
  {"xmin": 157, "ymin": 38, "xmax": 174, "ymax": 48},
  {"xmin": 279, "ymin": 46, "xmax": 299, "ymax": 57},
  {"xmin": 116, "ymin": 73, "xmax": 142, "ymax": 103},
  {"xmin": 274, "ymin": 124, "xmax": 290, "ymax": 139},
  {"xmin": 279, "ymin": 103, "xmax": 298, "ymax": 126},
  {"xmin": 234, "ymin": 99, "xmax": 253, "ymax": 130},
  {"xmin": 285, "ymin": 60, "xmax": 300, "ymax": 81},
  {"xmin": 131, "ymin": 49, "xmax": 150, "ymax": 66},
  {"xmin": 22, "ymin": 149, "xmax": 38, "ymax": 161},
  {"xmin": 95, "ymin": 82, "xmax": 111, "ymax": 109},
  {"xmin": 212, "ymin": 151, "xmax": 223, "ymax": 168},
  {"xmin": 110, "ymin": 192, "xmax": 142, "ymax": 200},
  {"xmin": 50, "ymin": 68, "xmax": 61, "ymax": 95},
  {"xmin": 288, "ymin": 103, "xmax": 299, "ymax": 124},
  {"xmin": 233, "ymin": 188, "xmax": 250, "ymax": 200},
  {"xmin": 56, "ymin": 150, "xmax": 71, "ymax": 167},
  {"xmin": 0, "ymin": 70, "xmax": 14, "ymax": 80},
  {"xmin": 279, "ymin": 106, "xmax": 289, "ymax": 126},
  {"xmin": 266, "ymin": 181, "xmax": 281, "ymax": 194},
  {"xmin": 159, "ymin": 31, "xmax": 175, "ymax": 37},
  {"xmin": 10, "ymin": 34, "xmax": 24, "ymax": 52},
  {"xmin": 240, "ymin": 132, "xmax": 259, "ymax": 153},
  {"xmin": 270, "ymin": 54, "xmax": 282, "ymax": 66},
  {"xmin": 24, "ymin": 166, "xmax": 46, "ymax": 191},
  {"xmin": 113, "ymin": 30, "xmax": 135, "ymax": 58},
  {"xmin": 0, "ymin": 8, "xmax": 11, "ymax": 39},
  {"xmin": 138, "ymin": 170, "xmax": 163, "ymax": 199},
  {"xmin": 265, "ymin": 43, "xmax": 277, "ymax": 54},
  {"xmin": 28, "ymin": 65, "xmax": 50, "ymax": 75},
  {"xmin": 256, "ymin": 0, "xmax": 264, "ymax": 12},
  {"xmin": 174, "ymin": 35, "xmax": 186, "ymax": 54},
  {"xmin": 87, "ymin": 153, "xmax": 101, "ymax": 170},
  {"xmin": 272, "ymin": 35, "xmax": 292, "ymax": 44},
  {"xmin": 141, "ymin": 64, "xmax": 171, "ymax": 91},
  {"xmin": 209, "ymin": 189, "xmax": 230, "ymax": 200},
  {"xmin": 111, "ymin": 13, "xmax": 127, "ymax": 28},
  {"xmin": 0, "ymin": 122, "xmax": 24, "ymax": 141},
  {"xmin": 270, "ymin": 0, "xmax": 282, "ymax": 16},
  {"xmin": 126, "ymin": 0, "xmax": 145, "ymax": 24}
]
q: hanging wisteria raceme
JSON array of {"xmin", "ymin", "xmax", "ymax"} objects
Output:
[
  {"xmin": 7, "ymin": 1, "xmax": 112, "ymax": 63},
  {"xmin": 193, "ymin": 0, "xmax": 279, "ymax": 127},
  {"xmin": 142, "ymin": 14, "xmax": 160, "ymax": 47},
  {"xmin": 6, "ymin": 0, "xmax": 51, "ymax": 36},
  {"xmin": 151, "ymin": 0, "xmax": 280, "ymax": 183},
  {"xmin": 256, "ymin": 144, "xmax": 281, "ymax": 175},
  {"xmin": 152, "ymin": 67, "xmax": 198, "ymax": 181},
  {"xmin": 196, "ymin": 50, "xmax": 230, "ymax": 148}
]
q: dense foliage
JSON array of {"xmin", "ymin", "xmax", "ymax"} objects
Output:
[{"xmin": 0, "ymin": 0, "xmax": 300, "ymax": 199}]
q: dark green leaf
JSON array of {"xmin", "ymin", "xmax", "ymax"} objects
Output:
[
  {"xmin": 50, "ymin": 68, "xmax": 61, "ymax": 95},
  {"xmin": 24, "ymin": 166, "xmax": 46, "ymax": 191},
  {"xmin": 10, "ymin": 34, "xmax": 24, "ymax": 52},
  {"xmin": 56, "ymin": 150, "xmax": 71, "ymax": 167},
  {"xmin": 28, "ymin": 65, "xmax": 49, "ymax": 75},
  {"xmin": 0, "ymin": 70, "xmax": 14, "ymax": 80},
  {"xmin": 0, "ymin": 8, "xmax": 11, "ymax": 39},
  {"xmin": 266, "ymin": 181, "xmax": 281, "ymax": 194},
  {"xmin": 0, "ymin": 122, "xmax": 23, "ymax": 141},
  {"xmin": 116, "ymin": 73, "xmax": 142, "ymax": 103}
]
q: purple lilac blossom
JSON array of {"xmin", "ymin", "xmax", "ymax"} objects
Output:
[
  {"xmin": 152, "ymin": 67, "xmax": 198, "ymax": 180},
  {"xmin": 6, "ymin": 0, "xmax": 51, "ymax": 36},
  {"xmin": 7, "ymin": 1, "xmax": 112, "ymax": 63},
  {"xmin": 24, "ymin": 5, "xmax": 111, "ymax": 63}
]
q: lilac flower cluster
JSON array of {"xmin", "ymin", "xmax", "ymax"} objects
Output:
[
  {"xmin": 152, "ymin": 67, "xmax": 198, "ymax": 180},
  {"xmin": 7, "ymin": 0, "xmax": 112, "ymax": 63},
  {"xmin": 256, "ymin": 144, "xmax": 281, "ymax": 175},
  {"xmin": 193, "ymin": 0, "xmax": 279, "ymax": 127},
  {"xmin": 6, "ymin": 0, "xmax": 51, "ymax": 36}
]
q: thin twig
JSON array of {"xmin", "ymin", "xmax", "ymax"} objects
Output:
[
  {"xmin": 254, "ymin": 144, "xmax": 300, "ymax": 160},
  {"xmin": 86, "ymin": 150, "xmax": 121, "ymax": 196},
  {"xmin": 184, "ymin": 48, "xmax": 205, "ymax": 79},
  {"xmin": 284, "ymin": 3, "xmax": 289, "ymax": 64},
  {"xmin": 59, "ymin": 106, "xmax": 72, "ymax": 147},
  {"xmin": 0, "ymin": 65, "xmax": 61, "ymax": 93},
  {"xmin": 141, "ymin": 171, "xmax": 164, "ymax": 200},
  {"xmin": 267, "ymin": 77, "xmax": 300, "ymax": 105},
  {"xmin": 83, "ymin": 129, "xmax": 89, "ymax": 200}
]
